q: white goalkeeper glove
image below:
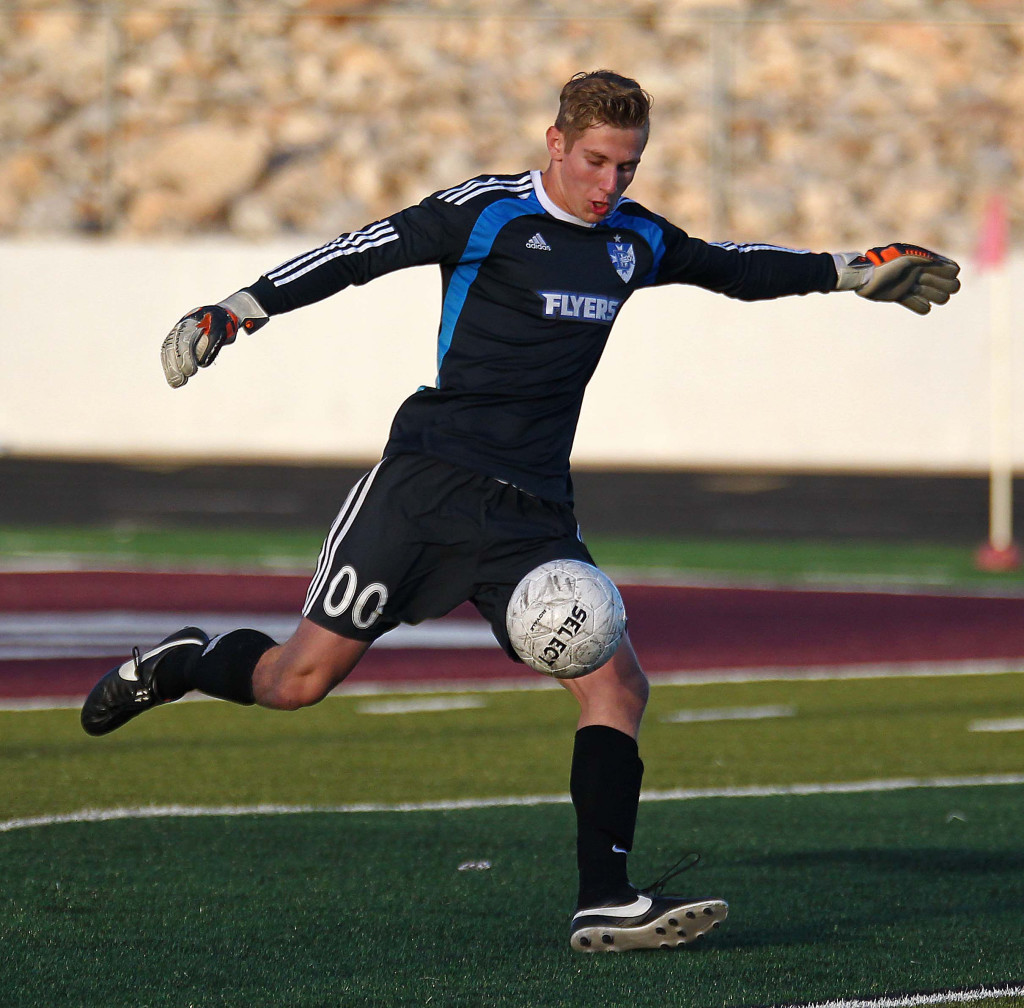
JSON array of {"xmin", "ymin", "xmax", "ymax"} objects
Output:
[
  {"xmin": 160, "ymin": 290, "xmax": 269, "ymax": 388},
  {"xmin": 833, "ymin": 243, "xmax": 961, "ymax": 315}
]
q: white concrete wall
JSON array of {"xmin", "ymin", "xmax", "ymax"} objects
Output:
[{"xmin": 0, "ymin": 239, "xmax": 1017, "ymax": 472}]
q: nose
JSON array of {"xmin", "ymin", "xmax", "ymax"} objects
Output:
[{"xmin": 598, "ymin": 165, "xmax": 618, "ymax": 195}]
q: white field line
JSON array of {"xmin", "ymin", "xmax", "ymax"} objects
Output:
[
  {"xmin": 772, "ymin": 985, "xmax": 1024, "ymax": 1008},
  {"xmin": 3, "ymin": 658, "xmax": 1022, "ymax": 712},
  {"xmin": 0, "ymin": 611, "xmax": 494, "ymax": 659},
  {"xmin": 662, "ymin": 704, "xmax": 796, "ymax": 723},
  {"xmin": 3, "ymin": 772, "xmax": 1023, "ymax": 835},
  {"xmin": 968, "ymin": 716, "xmax": 1024, "ymax": 733},
  {"xmin": 356, "ymin": 696, "xmax": 487, "ymax": 715}
]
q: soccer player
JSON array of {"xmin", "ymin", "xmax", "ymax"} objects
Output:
[{"xmin": 81, "ymin": 70, "xmax": 960, "ymax": 952}]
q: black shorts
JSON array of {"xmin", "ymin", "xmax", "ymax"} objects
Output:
[{"xmin": 301, "ymin": 453, "xmax": 595, "ymax": 658}]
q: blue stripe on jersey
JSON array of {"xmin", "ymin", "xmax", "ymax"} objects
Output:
[
  {"xmin": 435, "ymin": 197, "xmax": 541, "ymax": 379},
  {"xmin": 605, "ymin": 208, "xmax": 667, "ymax": 286}
]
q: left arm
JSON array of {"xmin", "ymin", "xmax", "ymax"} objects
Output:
[
  {"xmin": 657, "ymin": 235, "xmax": 838, "ymax": 301},
  {"xmin": 655, "ymin": 226, "xmax": 960, "ymax": 313}
]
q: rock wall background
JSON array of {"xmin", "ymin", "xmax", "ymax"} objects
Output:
[{"xmin": 1, "ymin": 0, "xmax": 1021, "ymax": 251}]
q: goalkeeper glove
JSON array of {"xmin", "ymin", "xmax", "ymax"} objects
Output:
[
  {"xmin": 160, "ymin": 290, "xmax": 269, "ymax": 388},
  {"xmin": 833, "ymin": 243, "xmax": 961, "ymax": 315}
]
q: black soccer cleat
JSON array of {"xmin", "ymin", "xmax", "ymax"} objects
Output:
[
  {"xmin": 80, "ymin": 626, "xmax": 209, "ymax": 737},
  {"xmin": 570, "ymin": 891, "xmax": 728, "ymax": 952}
]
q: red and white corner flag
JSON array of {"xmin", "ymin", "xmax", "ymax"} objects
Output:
[
  {"xmin": 976, "ymin": 192, "xmax": 1009, "ymax": 272},
  {"xmin": 974, "ymin": 191, "xmax": 1018, "ymax": 570}
]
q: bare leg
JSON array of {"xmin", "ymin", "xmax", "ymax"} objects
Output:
[
  {"xmin": 252, "ymin": 617, "xmax": 371, "ymax": 710},
  {"xmin": 558, "ymin": 633, "xmax": 649, "ymax": 738}
]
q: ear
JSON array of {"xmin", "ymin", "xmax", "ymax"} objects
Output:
[{"xmin": 546, "ymin": 125, "xmax": 565, "ymax": 161}]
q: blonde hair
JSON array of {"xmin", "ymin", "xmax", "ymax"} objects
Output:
[{"xmin": 554, "ymin": 70, "xmax": 652, "ymax": 148}]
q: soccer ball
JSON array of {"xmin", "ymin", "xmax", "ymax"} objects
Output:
[{"xmin": 506, "ymin": 560, "xmax": 626, "ymax": 679}]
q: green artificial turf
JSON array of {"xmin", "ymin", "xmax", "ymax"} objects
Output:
[
  {"xmin": 2, "ymin": 787, "xmax": 1022, "ymax": 1007},
  {"xmin": 2, "ymin": 674, "xmax": 1023, "ymax": 821},
  {"xmin": 2, "ymin": 528, "xmax": 1023, "ymax": 1006}
]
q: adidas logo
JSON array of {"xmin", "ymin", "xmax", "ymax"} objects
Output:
[{"xmin": 526, "ymin": 232, "xmax": 552, "ymax": 251}]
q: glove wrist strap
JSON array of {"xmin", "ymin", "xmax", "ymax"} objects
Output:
[
  {"xmin": 831, "ymin": 251, "xmax": 873, "ymax": 292},
  {"xmin": 218, "ymin": 290, "xmax": 269, "ymax": 330}
]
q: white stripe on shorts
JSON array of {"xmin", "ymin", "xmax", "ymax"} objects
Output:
[{"xmin": 302, "ymin": 459, "xmax": 388, "ymax": 616}]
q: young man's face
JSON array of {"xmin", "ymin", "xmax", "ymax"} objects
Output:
[{"xmin": 543, "ymin": 122, "xmax": 647, "ymax": 224}]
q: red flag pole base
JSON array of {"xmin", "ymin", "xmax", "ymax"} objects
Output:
[{"xmin": 974, "ymin": 541, "xmax": 1021, "ymax": 572}]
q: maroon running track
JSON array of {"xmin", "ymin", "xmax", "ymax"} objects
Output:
[{"xmin": 3, "ymin": 570, "xmax": 1024, "ymax": 700}]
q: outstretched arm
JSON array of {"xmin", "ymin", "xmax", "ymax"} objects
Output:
[
  {"xmin": 650, "ymin": 216, "xmax": 961, "ymax": 312},
  {"xmin": 158, "ymin": 192, "xmax": 466, "ymax": 389}
]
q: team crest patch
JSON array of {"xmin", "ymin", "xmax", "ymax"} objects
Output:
[{"xmin": 607, "ymin": 242, "xmax": 635, "ymax": 283}]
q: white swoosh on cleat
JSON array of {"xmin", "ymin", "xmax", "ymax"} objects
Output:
[
  {"xmin": 572, "ymin": 894, "xmax": 653, "ymax": 922},
  {"xmin": 116, "ymin": 637, "xmax": 205, "ymax": 683},
  {"xmin": 117, "ymin": 659, "xmax": 139, "ymax": 682}
]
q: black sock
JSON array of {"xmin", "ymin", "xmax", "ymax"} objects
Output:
[
  {"xmin": 570, "ymin": 724, "xmax": 644, "ymax": 909},
  {"xmin": 151, "ymin": 642, "xmax": 204, "ymax": 702},
  {"xmin": 155, "ymin": 629, "xmax": 275, "ymax": 706}
]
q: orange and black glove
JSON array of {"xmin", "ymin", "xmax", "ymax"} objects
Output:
[{"xmin": 833, "ymin": 243, "xmax": 961, "ymax": 315}]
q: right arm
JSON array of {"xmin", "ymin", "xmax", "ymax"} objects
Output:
[
  {"xmin": 161, "ymin": 196, "xmax": 463, "ymax": 388},
  {"xmin": 248, "ymin": 198, "xmax": 462, "ymax": 315}
]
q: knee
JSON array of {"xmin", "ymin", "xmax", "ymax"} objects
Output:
[
  {"xmin": 564, "ymin": 636, "xmax": 650, "ymax": 732},
  {"xmin": 611, "ymin": 660, "xmax": 649, "ymax": 722},
  {"xmin": 609, "ymin": 638, "xmax": 650, "ymax": 705},
  {"xmin": 627, "ymin": 664, "xmax": 650, "ymax": 713}
]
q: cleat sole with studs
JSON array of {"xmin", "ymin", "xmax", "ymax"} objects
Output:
[{"xmin": 570, "ymin": 898, "xmax": 727, "ymax": 953}]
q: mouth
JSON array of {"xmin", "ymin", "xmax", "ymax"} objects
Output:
[{"xmin": 590, "ymin": 200, "xmax": 610, "ymax": 217}]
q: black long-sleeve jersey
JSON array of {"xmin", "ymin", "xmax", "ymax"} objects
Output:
[{"xmin": 248, "ymin": 170, "xmax": 838, "ymax": 503}]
